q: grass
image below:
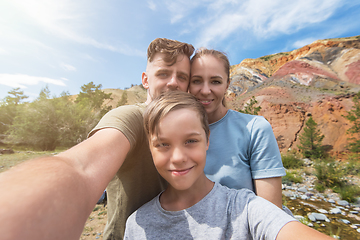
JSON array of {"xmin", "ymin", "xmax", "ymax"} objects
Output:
[{"xmin": 0, "ymin": 151, "xmax": 55, "ymax": 174}]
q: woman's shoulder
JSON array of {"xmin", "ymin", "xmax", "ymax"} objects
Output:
[{"xmin": 226, "ymin": 109, "xmax": 266, "ymax": 123}]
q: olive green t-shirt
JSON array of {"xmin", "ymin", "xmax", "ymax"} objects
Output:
[{"xmin": 88, "ymin": 103, "xmax": 167, "ymax": 240}]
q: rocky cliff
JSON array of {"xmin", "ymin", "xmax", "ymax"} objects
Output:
[
  {"xmin": 102, "ymin": 36, "xmax": 359, "ymax": 158},
  {"xmin": 227, "ymin": 35, "xmax": 360, "ymax": 157}
]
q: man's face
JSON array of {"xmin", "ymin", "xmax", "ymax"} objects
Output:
[{"xmin": 142, "ymin": 53, "xmax": 190, "ymax": 104}]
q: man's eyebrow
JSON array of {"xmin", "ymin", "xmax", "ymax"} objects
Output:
[
  {"xmin": 177, "ymin": 70, "xmax": 189, "ymax": 76},
  {"xmin": 156, "ymin": 69, "xmax": 171, "ymax": 73}
]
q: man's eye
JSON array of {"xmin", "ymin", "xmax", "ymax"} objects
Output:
[{"xmin": 178, "ymin": 75, "xmax": 188, "ymax": 81}]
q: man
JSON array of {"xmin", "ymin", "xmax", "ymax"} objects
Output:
[{"xmin": 0, "ymin": 38, "xmax": 194, "ymax": 240}]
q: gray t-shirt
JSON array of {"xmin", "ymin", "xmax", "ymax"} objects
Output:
[{"xmin": 124, "ymin": 182, "xmax": 295, "ymax": 240}]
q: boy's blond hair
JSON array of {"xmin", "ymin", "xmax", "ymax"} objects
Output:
[
  {"xmin": 144, "ymin": 91, "xmax": 210, "ymax": 141},
  {"xmin": 147, "ymin": 38, "xmax": 195, "ymax": 65}
]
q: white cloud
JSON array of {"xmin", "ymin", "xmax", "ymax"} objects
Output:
[
  {"xmin": 7, "ymin": 0, "xmax": 143, "ymax": 57},
  {"xmin": 0, "ymin": 48, "xmax": 6, "ymax": 55},
  {"xmin": 293, "ymin": 38, "xmax": 317, "ymax": 49},
  {"xmin": 168, "ymin": 0, "xmax": 344, "ymax": 47},
  {"xmin": 60, "ymin": 63, "xmax": 76, "ymax": 71},
  {"xmin": 0, "ymin": 74, "xmax": 66, "ymax": 89},
  {"xmin": 148, "ymin": 0, "xmax": 157, "ymax": 11}
]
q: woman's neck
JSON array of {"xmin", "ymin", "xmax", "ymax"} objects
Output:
[
  {"xmin": 208, "ymin": 105, "xmax": 228, "ymax": 124},
  {"xmin": 159, "ymin": 175, "xmax": 214, "ymax": 211}
]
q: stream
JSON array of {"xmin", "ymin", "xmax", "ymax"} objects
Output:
[{"xmin": 283, "ymin": 189, "xmax": 360, "ymax": 239}]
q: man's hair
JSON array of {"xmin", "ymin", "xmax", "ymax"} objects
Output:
[
  {"xmin": 191, "ymin": 48, "xmax": 230, "ymax": 82},
  {"xmin": 144, "ymin": 91, "xmax": 209, "ymax": 142},
  {"xmin": 147, "ymin": 38, "xmax": 195, "ymax": 65}
]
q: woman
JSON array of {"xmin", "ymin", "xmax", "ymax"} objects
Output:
[{"xmin": 189, "ymin": 48, "xmax": 286, "ymax": 210}]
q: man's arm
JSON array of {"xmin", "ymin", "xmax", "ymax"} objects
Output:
[
  {"xmin": 0, "ymin": 128, "xmax": 130, "ymax": 240},
  {"xmin": 254, "ymin": 177, "xmax": 283, "ymax": 208},
  {"xmin": 277, "ymin": 221, "xmax": 334, "ymax": 240}
]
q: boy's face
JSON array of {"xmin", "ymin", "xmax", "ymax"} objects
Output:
[
  {"xmin": 149, "ymin": 108, "xmax": 209, "ymax": 191},
  {"xmin": 142, "ymin": 53, "xmax": 190, "ymax": 104}
]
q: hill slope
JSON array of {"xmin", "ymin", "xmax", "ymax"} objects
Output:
[
  {"xmin": 227, "ymin": 35, "xmax": 360, "ymax": 157},
  {"xmin": 102, "ymin": 36, "xmax": 360, "ymax": 157}
]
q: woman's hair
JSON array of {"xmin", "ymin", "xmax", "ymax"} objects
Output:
[
  {"xmin": 147, "ymin": 38, "xmax": 195, "ymax": 66},
  {"xmin": 191, "ymin": 48, "xmax": 230, "ymax": 107},
  {"xmin": 190, "ymin": 48, "xmax": 230, "ymax": 83},
  {"xmin": 144, "ymin": 91, "xmax": 210, "ymax": 141}
]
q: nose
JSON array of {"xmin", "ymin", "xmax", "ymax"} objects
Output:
[
  {"xmin": 200, "ymin": 83, "xmax": 211, "ymax": 95},
  {"xmin": 170, "ymin": 147, "xmax": 186, "ymax": 164},
  {"xmin": 167, "ymin": 74, "xmax": 179, "ymax": 90}
]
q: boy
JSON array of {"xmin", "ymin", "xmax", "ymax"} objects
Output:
[{"xmin": 124, "ymin": 91, "xmax": 333, "ymax": 240}]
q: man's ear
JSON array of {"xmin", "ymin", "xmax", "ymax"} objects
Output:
[{"xmin": 142, "ymin": 72, "xmax": 149, "ymax": 89}]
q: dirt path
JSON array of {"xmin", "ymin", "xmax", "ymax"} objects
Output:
[{"xmin": 79, "ymin": 204, "xmax": 107, "ymax": 240}]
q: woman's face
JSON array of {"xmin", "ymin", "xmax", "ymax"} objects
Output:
[{"xmin": 189, "ymin": 55, "xmax": 229, "ymax": 123}]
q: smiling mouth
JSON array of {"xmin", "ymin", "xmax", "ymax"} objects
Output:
[
  {"xmin": 170, "ymin": 166, "xmax": 194, "ymax": 176},
  {"xmin": 199, "ymin": 99, "xmax": 213, "ymax": 105}
]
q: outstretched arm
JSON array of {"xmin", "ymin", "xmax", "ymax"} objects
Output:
[
  {"xmin": 0, "ymin": 128, "xmax": 130, "ymax": 240},
  {"xmin": 277, "ymin": 221, "xmax": 334, "ymax": 240},
  {"xmin": 254, "ymin": 177, "xmax": 283, "ymax": 208}
]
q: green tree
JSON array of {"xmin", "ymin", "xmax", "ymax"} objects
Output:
[
  {"xmin": 238, "ymin": 96, "xmax": 261, "ymax": 115},
  {"xmin": 7, "ymin": 88, "xmax": 60, "ymax": 150},
  {"xmin": 75, "ymin": 82, "xmax": 113, "ymax": 116},
  {"xmin": 6, "ymin": 88, "xmax": 99, "ymax": 150},
  {"xmin": 117, "ymin": 91, "xmax": 128, "ymax": 107},
  {"xmin": 298, "ymin": 117, "xmax": 325, "ymax": 158},
  {"xmin": 0, "ymin": 88, "xmax": 28, "ymax": 138},
  {"xmin": 4, "ymin": 87, "xmax": 29, "ymax": 105},
  {"xmin": 343, "ymin": 91, "xmax": 360, "ymax": 154}
]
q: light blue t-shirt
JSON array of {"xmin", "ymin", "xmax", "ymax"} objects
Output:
[{"xmin": 205, "ymin": 109, "xmax": 285, "ymax": 192}]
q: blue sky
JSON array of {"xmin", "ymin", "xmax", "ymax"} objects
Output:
[{"xmin": 1, "ymin": 0, "xmax": 359, "ymax": 101}]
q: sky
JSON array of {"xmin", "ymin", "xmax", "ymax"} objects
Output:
[{"xmin": 0, "ymin": 0, "xmax": 359, "ymax": 101}]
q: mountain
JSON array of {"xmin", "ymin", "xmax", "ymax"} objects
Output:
[
  {"xmin": 102, "ymin": 36, "xmax": 360, "ymax": 158},
  {"xmin": 227, "ymin": 35, "xmax": 360, "ymax": 158}
]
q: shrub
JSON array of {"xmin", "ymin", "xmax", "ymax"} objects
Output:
[
  {"xmin": 338, "ymin": 185, "xmax": 360, "ymax": 203},
  {"xmin": 314, "ymin": 158, "xmax": 344, "ymax": 188},
  {"xmin": 343, "ymin": 155, "xmax": 360, "ymax": 176},
  {"xmin": 282, "ymin": 154, "xmax": 303, "ymax": 169},
  {"xmin": 282, "ymin": 171, "xmax": 303, "ymax": 185}
]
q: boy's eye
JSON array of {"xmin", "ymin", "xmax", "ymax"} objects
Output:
[
  {"xmin": 155, "ymin": 142, "xmax": 169, "ymax": 148},
  {"xmin": 185, "ymin": 139, "xmax": 198, "ymax": 145}
]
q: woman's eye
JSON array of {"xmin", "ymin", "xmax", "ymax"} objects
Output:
[{"xmin": 191, "ymin": 79, "xmax": 201, "ymax": 84}]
